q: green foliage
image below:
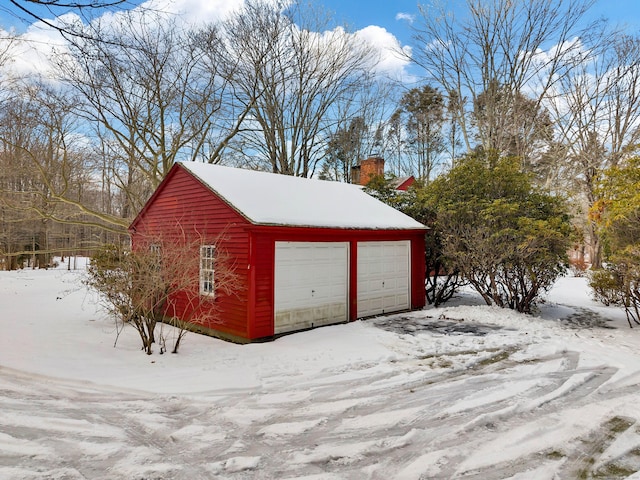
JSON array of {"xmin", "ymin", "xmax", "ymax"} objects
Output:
[
  {"xmin": 589, "ymin": 268, "xmax": 625, "ymax": 307},
  {"xmin": 364, "ymin": 174, "xmax": 404, "ymax": 207},
  {"xmin": 590, "ymin": 157, "xmax": 640, "ymax": 326},
  {"xmin": 423, "ymin": 152, "xmax": 572, "ymax": 313},
  {"xmin": 366, "ymin": 176, "xmax": 463, "ymax": 306},
  {"xmin": 595, "ymin": 156, "xmax": 640, "ymax": 256}
]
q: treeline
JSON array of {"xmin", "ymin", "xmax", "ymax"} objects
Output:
[{"xmin": 0, "ymin": 0, "xmax": 639, "ymax": 290}]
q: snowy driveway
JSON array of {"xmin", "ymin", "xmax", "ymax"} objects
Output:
[{"xmin": 2, "ymin": 270, "xmax": 640, "ymax": 479}]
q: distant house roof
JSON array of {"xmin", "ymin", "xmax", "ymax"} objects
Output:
[
  {"xmin": 180, "ymin": 162, "xmax": 426, "ymax": 230},
  {"xmin": 389, "ymin": 176, "xmax": 416, "ymax": 191}
]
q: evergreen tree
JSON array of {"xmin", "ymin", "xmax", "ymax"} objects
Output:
[
  {"xmin": 324, "ymin": 117, "xmax": 368, "ymax": 183},
  {"xmin": 365, "ymin": 176, "xmax": 462, "ymax": 306},
  {"xmin": 589, "ymin": 157, "xmax": 640, "ymax": 326},
  {"xmin": 423, "ymin": 151, "xmax": 573, "ymax": 313}
]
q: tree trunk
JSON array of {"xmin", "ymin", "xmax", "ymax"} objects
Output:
[{"xmin": 588, "ymin": 221, "xmax": 603, "ymax": 269}]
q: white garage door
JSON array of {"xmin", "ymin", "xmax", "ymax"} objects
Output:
[
  {"xmin": 274, "ymin": 242, "xmax": 349, "ymax": 334},
  {"xmin": 357, "ymin": 241, "xmax": 410, "ymax": 318}
]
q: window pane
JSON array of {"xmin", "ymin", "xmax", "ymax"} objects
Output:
[{"xmin": 200, "ymin": 245, "xmax": 215, "ymax": 297}]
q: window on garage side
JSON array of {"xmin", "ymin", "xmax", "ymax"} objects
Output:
[
  {"xmin": 148, "ymin": 243, "xmax": 162, "ymax": 284},
  {"xmin": 200, "ymin": 245, "xmax": 216, "ymax": 297},
  {"xmin": 149, "ymin": 243, "xmax": 161, "ymax": 269}
]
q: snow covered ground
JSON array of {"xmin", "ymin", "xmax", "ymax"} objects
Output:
[{"xmin": 2, "ymin": 260, "xmax": 640, "ymax": 479}]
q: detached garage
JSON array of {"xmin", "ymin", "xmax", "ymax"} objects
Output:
[{"xmin": 129, "ymin": 162, "xmax": 427, "ymax": 342}]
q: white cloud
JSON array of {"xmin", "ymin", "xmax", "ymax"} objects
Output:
[
  {"xmin": 1, "ymin": 0, "xmax": 415, "ymax": 84},
  {"xmin": 0, "ymin": 14, "xmax": 78, "ymax": 80},
  {"xmin": 132, "ymin": 0, "xmax": 244, "ymax": 26},
  {"xmin": 395, "ymin": 12, "xmax": 415, "ymax": 24},
  {"xmin": 355, "ymin": 25, "xmax": 414, "ymax": 81}
]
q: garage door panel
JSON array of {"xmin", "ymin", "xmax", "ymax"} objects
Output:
[
  {"xmin": 384, "ymin": 292, "xmax": 408, "ymax": 308},
  {"xmin": 275, "ymin": 242, "xmax": 349, "ymax": 334},
  {"xmin": 357, "ymin": 241, "xmax": 411, "ymax": 318}
]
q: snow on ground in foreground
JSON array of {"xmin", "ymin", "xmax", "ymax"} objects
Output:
[{"xmin": 2, "ymin": 262, "xmax": 640, "ymax": 479}]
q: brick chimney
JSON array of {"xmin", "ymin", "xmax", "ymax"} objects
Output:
[{"xmin": 352, "ymin": 155, "xmax": 385, "ymax": 186}]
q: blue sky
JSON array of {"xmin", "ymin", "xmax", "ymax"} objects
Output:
[
  {"xmin": 0, "ymin": 0, "xmax": 640, "ymax": 35},
  {"xmin": 0, "ymin": 0, "xmax": 419, "ymax": 38},
  {"xmin": 320, "ymin": 0, "xmax": 419, "ymax": 43},
  {"xmin": 2, "ymin": 0, "xmax": 640, "ymax": 62},
  {"xmin": 322, "ymin": 0, "xmax": 640, "ymax": 43}
]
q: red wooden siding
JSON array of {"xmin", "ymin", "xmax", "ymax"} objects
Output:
[
  {"xmin": 131, "ymin": 166, "xmax": 253, "ymax": 339},
  {"xmin": 131, "ymin": 163, "xmax": 427, "ymax": 342},
  {"xmin": 251, "ymin": 232, "xmax": 276, "ymax": 338},
  {"xmin": 395, "ymin": 176, "xmax": 416, "ymax": 191},
  {"xmin": 410, "ymin": 234, "xmax": 426, "ymax": 309},
  {"xmin": 249, "ymin": 226, "xmax": 426, "ymax": 335}
]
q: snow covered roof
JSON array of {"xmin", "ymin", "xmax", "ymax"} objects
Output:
[{"xmin": 180, "ymin": 162, "xmax": 426, "ymax": 230}]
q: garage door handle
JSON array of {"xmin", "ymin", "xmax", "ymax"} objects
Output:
[
  {"xmin": 382, "ymin": 281, "xmax": 385, "ymax": 288},
  {"xmin": 311, "ymin": 289, "xmax": 315, "ymax": 296}
]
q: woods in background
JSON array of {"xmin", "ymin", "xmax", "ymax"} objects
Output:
[{"xmin": 1, "ymin": 0, "xmax": 638, "ymax": 320}]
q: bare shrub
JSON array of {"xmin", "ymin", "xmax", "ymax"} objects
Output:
[{"xmin": 85, "ymin": 232, "xmax": 240, "ymax": 354}]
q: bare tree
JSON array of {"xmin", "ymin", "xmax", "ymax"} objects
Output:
[
  {"xmin": 58, "ymin": 10, "xmax": 246, "ymax": 220},
  {"xmin": 6, "ymin": 0, "xmax": 127, "ymax": 39},
  {"xmin": 8, "ymin": 0, "xmax": 125, "ymax": 16},
  {"xmin": 549, "ymin": 33, "xmax": 640, "ymax": 267},
  {"xmin": 473, "ymin": 82, "xmax": 553, "ymax": 168},
  {"xmin": 411, "ymin": 0, "xmax": 597, "ymax": 161},
  {"xmin": 0, "ymin": 80, "xmax": 118, "ymax": 267},
  {"xmin": 393, "ymin": 85, "xmax": 446, "ymax": 182},
  {"xmin": 223, "ymin": 0, "xmax": 379, "ymax": 177},
  {"xmin": 320, "ymin": 79, "xmax": 398, "ymax": 182}
]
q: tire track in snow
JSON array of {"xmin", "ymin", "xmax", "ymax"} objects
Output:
[{"xmin": 2, "ymin": 325, "xmax": 640, "ymax": 479}]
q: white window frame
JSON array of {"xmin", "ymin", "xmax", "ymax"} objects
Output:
[
  {"xmin": 200, "ymin": 245, "xmax": 216, "ymax": 297},
  {"xmin": 149, "ymin": 243, "xmax": 162, "ymax": 277}
]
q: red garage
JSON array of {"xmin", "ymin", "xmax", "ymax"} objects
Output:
[{"xmin": 129, "ymin": 162, "xmax": 427, "ymax": 342}]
